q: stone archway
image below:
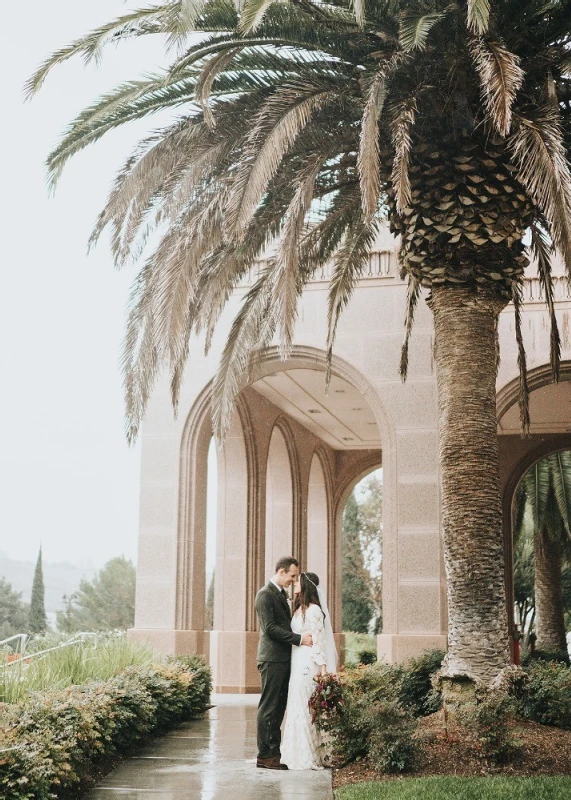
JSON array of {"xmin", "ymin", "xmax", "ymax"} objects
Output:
[{"xmin": 497, "ymin": 363, "xmax": 571, "ymax": 648}]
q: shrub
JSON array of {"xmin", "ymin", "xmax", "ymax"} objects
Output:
[
  {"xmin": 367, "ymin": 700, "xmax": 417, "ymax": 773},
  {"xmin": 0, "ymin": 657, "xmax": 211, "ymax": 799},
  {"xmin": 358, "ymin": 650, "xmax": 377, "ymax": 665},
  {"xmin": 458, "ymin": 687, "xmax": 520, "ymax": 764},
  {"xmin": 522, "ymin": 649, "xmax": 571, "ymax": 667},
  {"xmin": 311, "ymin": 662, "xmax": 417, "ymax": 772},
  {"xmin": 399, "ymin": 650, "xmax": 445, "ymax": 717},
  {"xmin": 518, "ymin": 660, "xmax": 571, "ymax": 729}
]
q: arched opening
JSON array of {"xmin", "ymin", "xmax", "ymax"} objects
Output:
[
  {"xmin": 307, "ymin": 452, "xmax": 329, "ymax": 597},
  {"xmin": 204, "ymin": 438, "xmax": 218, "ymax": 631},
  {"xmin": 340, "ymin": 468, "xmax": 382, "ymax": 664},
  {"xmin": 498, "ymin": 366, "xmax": 571, "ymax": 660},
  {"xmin": 265, "ymin": 425, "xmax": 294, "ymax": 580},
  {"xmin": 511, "ymin": 450, "xmax": 571, "ymax": 658}
]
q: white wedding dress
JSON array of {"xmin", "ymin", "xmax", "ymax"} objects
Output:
[{"xmin": 281, "ymin": 604, "xmax": 327, "ymax": 770}]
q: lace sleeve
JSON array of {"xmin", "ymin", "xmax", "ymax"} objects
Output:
[{"xmin": 308, "ymin": 605, "xmax": 327, "ymax": 666}]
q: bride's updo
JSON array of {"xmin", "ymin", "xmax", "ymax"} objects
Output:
[{"xmin": 294, "ymin": 571, "xmax": 325, "ymax": 620}]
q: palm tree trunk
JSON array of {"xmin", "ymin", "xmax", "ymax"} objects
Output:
[
  {"xmin": 429, "ymin": 285, "xmax": 511, "ymax": 685},
  {"xmin": 534, "ymin": 528, "xmax": 567, "ymax": 652}
]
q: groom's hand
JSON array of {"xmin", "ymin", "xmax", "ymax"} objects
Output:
[{"xmin": 301, "ymin": 633, "xmax": 313, "ymax": 646}]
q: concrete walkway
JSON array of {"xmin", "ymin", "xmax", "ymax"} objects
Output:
[{"xmin": 84, "ymin": 694, "xmax": 333, "ymax": 799}]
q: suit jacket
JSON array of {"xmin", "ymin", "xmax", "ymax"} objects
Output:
[{"xmin": 255, "ymin": 582, "xmax": 302, "ymax": 663}]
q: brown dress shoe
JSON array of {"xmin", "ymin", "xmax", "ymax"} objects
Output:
[{"xmin": 256, "ymin": 756, "xmax": 283, "ymax": 770}]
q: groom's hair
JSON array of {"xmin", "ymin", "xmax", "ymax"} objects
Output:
[{"xmin": 275, "ymin": 556, "xmax": 299, "ymax": 573}]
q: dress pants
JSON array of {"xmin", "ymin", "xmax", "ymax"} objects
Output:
[{"xmin": 257, "ymin": 660, "xmax": 291, "ymax": 758}]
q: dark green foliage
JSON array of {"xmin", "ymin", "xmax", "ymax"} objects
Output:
[
  {"xmin": 358, "ymin": 650, "xmax": 377, "ymax": 665},
  {"xmin": 56, "ymin": 557, "xmax": 136, "ymax": 632},
  {"xmin": 0, "ymin": 657, "xmax": 212, "ymax": 799},
  {"xmin": 458, "ymin": 688, "xmax": 520, "ymax": 764},
  {"xmin": 0, "ymin": 577, "xmax": 29, "ymax": 639},
  {"xmin": 399, "ymin": 650, "xmax": 445, "ymax": 717},
  {"xmin": 367, "ymin": 700, "xmax": 417, "ymax": 774},
  {"xmin": 342, "ymin": 493, "xmax": 373, "ymax": 633},
  {"xmin": 518, "ymin": 660, "xmax": 571, "ymax": 729},
  {"xmin": 522, "ymin": 649, "xmax": 570, "ymax": 667},
  {"xmin": 28, "ymin": 548, "xmax": 46, "ymax": 635}
]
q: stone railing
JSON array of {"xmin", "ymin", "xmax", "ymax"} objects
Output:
[
  {"xmin": 520, "ymin": 274, "xmax": 571, "ymax": 304},
  {"xmin": 238, "ymin": 249, "xmax": 397, "ymax": 287},
  {"xmin": 238, "ymin": 250, "xmax": 571, "ymax": 307}
]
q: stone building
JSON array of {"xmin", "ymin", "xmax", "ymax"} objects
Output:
[{"xmin": 129, "ymin": 228, "xmax": 571, "ymax": 692}]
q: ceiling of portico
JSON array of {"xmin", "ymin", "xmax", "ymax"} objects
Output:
[
  {"xmin": 498, "ymin": 379, "xmax": 571, "ymax": 435},
  {"xmin": 251, "ymin": 369, "xmax": 381, "ymax": 450}
]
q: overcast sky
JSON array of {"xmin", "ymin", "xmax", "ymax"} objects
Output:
[{"xmin": 0, "ymin": 2, "xmax": 175, "ymax": 568}]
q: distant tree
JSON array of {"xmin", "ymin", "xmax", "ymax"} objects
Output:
[
  {"xmin": 29, "ymin": 547, "xmax": 47, "ymax": 634},
  {"xmin": 342, "ymin": 493, "xmax": 373, "ymax": 633},
  {"xmin": 359, "ymin": 473, "xmax": 383, "ymax": 633},
  {"xmin": 57, "ymin": 557, "xmax": 136, "ymax": 632},
  {"xmin": 0, "ymin": 577, "xmax": 30, "ymax": 639},
  {"xmin": 205, "ymin": 571, "xmax": 215, "ymax": 630}
]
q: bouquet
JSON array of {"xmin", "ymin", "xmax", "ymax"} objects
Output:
[{"xmin": 308, "ymin": 672, "xmax": 344, "ymax": 732}]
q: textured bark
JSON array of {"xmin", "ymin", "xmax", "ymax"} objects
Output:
[
  {"xmin": 429, "ymin": 285, "xmax": 511, "ymax": 684},
  {"xmin": 534, "ymin": 529, "xmax": 567, "ymax": 652}
]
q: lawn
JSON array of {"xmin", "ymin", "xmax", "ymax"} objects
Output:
[{"xmin": 335, "ymin": 777, "xmax": 571, "ymax": 799}]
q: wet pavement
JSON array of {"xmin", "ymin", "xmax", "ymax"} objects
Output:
[{"xmin": 84, "ymin": 694, "xmax": 333, "ymax": 799}]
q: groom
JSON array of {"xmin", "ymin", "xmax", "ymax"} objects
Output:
[{"xmin": 255, "ymin": 556, "xmax": 313, "ymax": 769}]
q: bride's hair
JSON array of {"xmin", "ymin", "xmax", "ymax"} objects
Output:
[{"xmin": 294, "ymin": 572, "xmax": 325, "ymax": 621}]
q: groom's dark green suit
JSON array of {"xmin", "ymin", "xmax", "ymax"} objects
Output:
[{"xmin": 255, "ymin": 582, "xmax": 302, "ymax": 760}]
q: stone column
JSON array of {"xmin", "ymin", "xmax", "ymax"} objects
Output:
[{"xmin": 210, "ymin": 403, "xmax": 260, "ymax": 692}]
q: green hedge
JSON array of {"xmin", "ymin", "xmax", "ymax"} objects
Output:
[{"xmin": 0, "ymin": 655, "xmax": 211, "ymax": 799}]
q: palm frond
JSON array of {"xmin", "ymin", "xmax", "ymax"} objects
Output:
[
  {"xmin": 551, "ymin": 451, "xmax": 571, "ymax": 537},
  {"xmin": 391, "ymin": 97, "xmax": 417, "ymax": 213},
  {"xmin": 212, "ymin": 268, "xmax": 276, "ymax": 440},
  {"xmin": 400, "ymin": 275, "xmax": 421, "ymax": 380},
  {"xmin": 510, "ymin": 107, "xmax": 571, "ymax": 270},
  {"xmin": 239, "ymin": 0, "xmax": 276, "ymax": 32},
  {"xmin": 25, "ymin": 5, "xmax": 173, "ymax": 97},
  {"xmin": 326, "ymin": 217, "xmax": 378, "ymax": 382},
  {"xmin": 467, "ymin": 0, "xmax": 490, "ymax": 34},
  {"xmin": 399, "ymin": 12, "xmax": 446, "ymax": 52},
  {"xmin": 358, "ymin": 70, "xmax": 387, "ymax": 219},
  {"xmin": 194, "ymin": 47, "xmax": 242, "ymax": 127},
  {"xmin": 272, "ymin": 156, "xmax": 323, "ymax": 355},
  {"xmin": 511, "ymin": 281, "xmax": 531, "ymax": 436},
  {"xmin": 470, "ymin": 37, "xmax": 524, "ymax": 137},
  {"xmin": 530, "ymin": 223, "xmax": 561, "ymax": 382},
  {"xmin": 226, "ymin": 81, "xmax": 336, "ymax": 240}
]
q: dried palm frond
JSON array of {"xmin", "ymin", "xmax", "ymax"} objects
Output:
[
  {"xmin": 530, "ymin": 223, "xmax": 561, "ymax": 382},
  {"xmin": 511, "ymin": 281, "xmax": 531, "ymax": 436},
  {"xmin": 400, "ymin": 275, "xmax": 421, "ymax": 380},
  {"xmin": 470, "ymin": 37, "xmax": 524, "ymax": 137},
  {"xmin": 358, "ymin": 70, "xmax": 387, "ymax": 219},
  {"xmin": 390, "ymin": 96, "xmax": 417, "ymax": 213},
  {"xmin": 510, "ymin": 108, "xmax": 571, "ymax": 269}
]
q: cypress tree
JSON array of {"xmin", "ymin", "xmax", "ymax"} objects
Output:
[{"xmin": 29, "ymin": 546, "xmax": 47, "ymax": 634}]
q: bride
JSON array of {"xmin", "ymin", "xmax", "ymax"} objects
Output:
[{"xmin": 281, "ymin": 572, "xmax": 338, "ymax": 770}]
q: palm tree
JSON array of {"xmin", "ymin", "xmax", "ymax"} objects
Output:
[
  {"xmin": 29, "ymin": 1, "xmax": 571, "ymax": 686},
  {"xmin": 515, "ymin": 451, "xmax": 571, "ymax": 653}
]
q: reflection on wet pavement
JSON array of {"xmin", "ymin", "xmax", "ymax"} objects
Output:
[{"xmin": 84, "ymin": 693, "xmax": 333, "ymax": 799}]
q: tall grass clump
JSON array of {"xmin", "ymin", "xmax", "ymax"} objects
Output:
[{"xmin": 0, "ymin": 634, "xmax": 155, "ymax": 704}]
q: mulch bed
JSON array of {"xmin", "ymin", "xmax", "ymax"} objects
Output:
[{"xmin": 333, "ymin": 712, "xmax": 571, "ymax": 789}]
